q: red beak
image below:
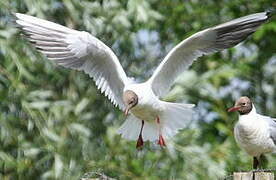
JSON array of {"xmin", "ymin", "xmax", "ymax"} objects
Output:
[
  {"xmin": 227, "ymin": 106, "xmax": 241, "ymax": 112},
  {"xmin": 124, "ymin": 107, "xmax": 130, "ymax": 117}
]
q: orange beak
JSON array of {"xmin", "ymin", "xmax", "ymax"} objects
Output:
[{"xmin": 227, "ymin": 106, "xmax": 241, "ymax": 112}]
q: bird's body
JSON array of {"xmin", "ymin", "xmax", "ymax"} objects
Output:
[
  {"xmin": 15, "ymin": 12, "xmax": 270, "ymax": 148},
  {"xmin": 229, "ymin": 96, "xmax": 276, "ymax": 168},
  {"xmin": 120, "ymin": 82, "xmax": 194, "ymax": 147},
  {"xmin": 234, "ymin": 107, "xmax": 276, "ymax": 157},
  {"xmin": 124, "ymin": 83, "xmax": 162, "ymax": 122}
]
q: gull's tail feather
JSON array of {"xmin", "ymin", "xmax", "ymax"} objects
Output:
[
  {"xmin": 117, "ymin": 115, "xmax": 159, "ymax": 142},
  {"xmin": 117, "ymin": 115, "xmax": 141, "ymax": 140},
  {"xmin": 117, "ymin": 102, "xmax": 195, "ymax": 142},
  {"xmin": 160, "ymin": 102, "xmax": 195, "ymax": 138}
]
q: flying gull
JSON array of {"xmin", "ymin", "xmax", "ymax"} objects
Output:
[{"xmin": 15, "ymin": 12, "xmax": 270, "ymax": 148}]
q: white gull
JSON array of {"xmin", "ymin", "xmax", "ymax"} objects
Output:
[{"xmin": 228, "ymin": 96, "xmax": 276, "ymax": 168}]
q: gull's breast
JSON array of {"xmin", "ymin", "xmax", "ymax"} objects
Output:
[
  {"xmin": 125, "ymin": 82, "xmax": 164, "ymax": 122},
  {"xmin": 234, "ymin": 121, "xmax": 274, "ymax": 156},
  {"xmin": 131, "ymin": 99, "xmax": 164, "ymax": 122}
]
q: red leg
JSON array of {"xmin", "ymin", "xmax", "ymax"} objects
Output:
[
  {"xmin": 156, "ymin": 116, "xmax": 166, "ymax": 147},
  {"xmin": 158, "ymin": 135, "xmax": 166, "ymax": 147},
  {"xmin": 136, "ymin": 120, "xmax": 144, "ymax": 149}
]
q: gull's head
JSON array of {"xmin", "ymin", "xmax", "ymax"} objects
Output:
[
  {"xmin": 228, "ymin": 96, "xmax": 253, "ymax": 115},
  {"xmin": 123, "ymin": 90, "xmax": 138, "ymax": 116}
]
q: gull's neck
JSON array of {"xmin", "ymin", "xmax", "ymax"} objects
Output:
[
  {"xmin": 239, "ymin": 105, "xmax": 258, "ymax": 123},
  {"xmin": 242, "ymin": 104, "xmax": 257, "ymax": 116}
]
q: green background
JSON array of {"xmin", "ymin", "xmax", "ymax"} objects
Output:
[{"xmin": 0, "ymin": 0, "xmax": 276, "ymax": 179}]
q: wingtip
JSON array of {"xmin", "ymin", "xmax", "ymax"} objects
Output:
[
  {"xmin": 12, "ymin": 12, "xmax": 20, "ymax": 19},
  {"xmin": 11, "ymin": 13, "xmax": 24, "ymax": 29},
  {"xmin": 265, "ymin": 11, "xmax": 272, "ymax": 19},
  {"xmin": 13, "ymin": 13, "xmax": 33, "ymax": 21},
  {"xmin": 267, "ymin": 10, "xmax": 275, "ymax": 19},
  {"xmin": 265, "ymin": 7, "xmax": 276, "ymax": 19}
]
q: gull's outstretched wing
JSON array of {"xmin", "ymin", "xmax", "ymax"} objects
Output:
[
  {"xmin": 15, "ymin": 13, "xmax": 129, "ymax": 109},
  {"xmin": 148, "ymin": 12, "xmax": 270, "ymax": 97}
]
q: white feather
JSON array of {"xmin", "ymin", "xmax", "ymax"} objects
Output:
[
  {"xmin": 117, "ymin": 101, "xmax": 195, "ymax": 142},
  {"xmin": 234, "ymin": 105, "xmax": 276, "ymax": 157},
  {"xmin": 117, "ymin": 115, "xmax": 141, "ymax": 140},
  {"xmin": 142, "ymin": 121, "xmax": 159, "ymax": 141},
  {"xmin": 15, "ymin": 13, "xmax": 129, "ymax": 109},
  {"xmin": 148, "ymin": 12, "xmax": 270, "ymax": 97},
  {"xmin": 160, "ymin": 102, "xmax": 195, "ymax": 138}
]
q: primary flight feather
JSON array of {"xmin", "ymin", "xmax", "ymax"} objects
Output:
[{"xmin": 15, "ymin": 12, "xmax": 270, "ymax": 148}]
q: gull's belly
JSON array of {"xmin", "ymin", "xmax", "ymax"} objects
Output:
[
  {"xmin": 131, "ymin": 103, "xmax": 162, "ymax": 122},
  {"xmin": 234, "ymin": 123, "xmax": 274, "ymax": 156},
  {"xmin": 125, "ymin": 82, "xmax": 164, "ymax": 122}
]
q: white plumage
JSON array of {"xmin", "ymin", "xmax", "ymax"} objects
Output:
[
  {"xmin": 15, "ymin": 12, "xmax": 270, "ymax": 147},
  {"xmin": 229, "ymin": 96, "xmax": 276, "ymax": 168},
  {"xmin": 234, "ymin": 106, "xmax": 276, "ymax": 157},
  {"xmin": 15, "ymin": 13, "xmax": 128, "ymax": 109}
]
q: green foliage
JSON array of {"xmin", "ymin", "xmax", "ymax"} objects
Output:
[{"xmin": 0, "ymin": 0, "xmax": 276, "ymax": 179}]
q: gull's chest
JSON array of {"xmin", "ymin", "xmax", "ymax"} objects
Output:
[
  {"xmin": 131, "ymin": 100, "xmax": 162, "ymax": 121},
  {"xmin": 234, "ymin": 116, "xmax": 273, "ymax": 156},
  {"xmin": 126, "ymin": 84, "xmax": 163, "ymax": 121}
]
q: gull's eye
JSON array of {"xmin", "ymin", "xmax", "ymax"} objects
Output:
[{"xmin": 242, "ymin": 103, "xmax": 246, "ymax": 106}]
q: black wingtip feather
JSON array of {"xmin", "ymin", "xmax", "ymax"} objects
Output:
[
  {"xmin": 35, "ymin": 46, "xmax": 43, "ymax": 51},
  {"xmin": 265, "ymin": 10, "xmax": 275, "ymax": 19},
  {"xmin": 266, "ymin": 11, "xmax": 271, "ymax": 17},
  {"xmin": 212, "ymin": 11, "xmax": 273, "ymax": 50}
]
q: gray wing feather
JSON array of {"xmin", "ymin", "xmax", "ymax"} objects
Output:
[
  {"xmin": 15, "ymin": 13, "xmax": 129, "ymax": 109},
  {"xmin": 148, "ymin": 12, "xmax": 270, "ymax": 97},
  {"xmin": 262, "ymin": 115, "xmax": 276, "ymax": 145},
  {"xmin": 268, "ymin": 118, "xmax": 276, "ymax": 145}
]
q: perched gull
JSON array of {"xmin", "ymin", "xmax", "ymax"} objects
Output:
[
  {"xmin": 228, "ymin": 96, "xmax": 276, "ymax": 169},
  {"xmin": 15, "ymin": 12, "xmax": 270, "ymax": 148}
]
